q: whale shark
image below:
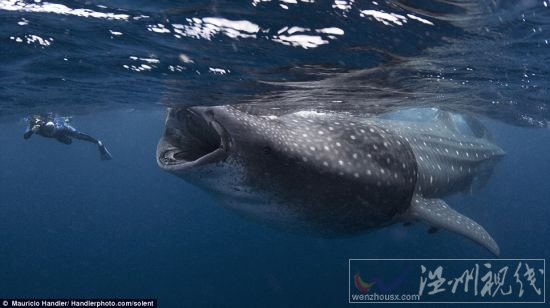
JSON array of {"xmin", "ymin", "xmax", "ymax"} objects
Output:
[{"xmin": 156, "ymin": 106, "xmax": 505, "ymax": 256}]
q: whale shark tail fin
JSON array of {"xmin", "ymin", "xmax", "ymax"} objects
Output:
[{"xmin": 405, "ymin": 196, "xmax": 500, "ymax": 257}]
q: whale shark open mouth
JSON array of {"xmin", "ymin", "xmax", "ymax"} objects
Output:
[{"xmin": 157, "ymin": 108, "xmax": 229, "ymax": 171}]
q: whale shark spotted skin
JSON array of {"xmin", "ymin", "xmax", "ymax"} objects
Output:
[{"xmin": 157, "ymin": 106, "xmax": 505, "ymax": 256}]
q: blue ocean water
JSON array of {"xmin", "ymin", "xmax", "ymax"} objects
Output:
[{"xmin": 0, "ymin": 0, "xmax": 549, "ymax": 307}]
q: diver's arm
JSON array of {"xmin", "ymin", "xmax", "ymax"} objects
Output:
[
  {"xmin": 23, "ymin": 124, "xmax": 39, "ymax": 139},
  {"xmin": 23, "ymin": 128, "xmax": 33, "ymax": 139}
]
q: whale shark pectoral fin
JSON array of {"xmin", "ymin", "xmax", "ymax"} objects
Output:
[{"xmin": 405, "ymin": 196, "xmax": 500, "ymax": 257}]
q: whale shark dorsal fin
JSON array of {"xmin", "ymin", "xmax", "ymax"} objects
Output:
[
  {"xmin": 435, "ymin": 110, "xmax": 459, "ymax": 134},
  {"xmin": 405, "ymin": 196, "xmax": 500, "ymax": 256},
  {"xmin": 463, "ymin": 115, "xmax": 493, "ymax": 141}
]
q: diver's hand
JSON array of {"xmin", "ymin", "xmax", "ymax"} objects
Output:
[{"xmin": 24, "ymin": 125, "xmax": 40, "ymax": 139}]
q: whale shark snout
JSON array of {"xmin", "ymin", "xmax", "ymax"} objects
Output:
[{"xmin": 157, "ymin": 105, "xmax": 504, "ymax": 256}]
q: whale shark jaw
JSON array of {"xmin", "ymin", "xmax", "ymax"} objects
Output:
[{"xmin": 157, "ymin": 108, "xmax": 231, "ymax": 172}]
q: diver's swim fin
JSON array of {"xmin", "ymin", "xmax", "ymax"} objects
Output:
[
  {"xmin": 404, "ymin": 195, "xmax": 500, "ymax": 256},
  {"xmin": 97, "ymin": 141, "xmax": 112, "ymax": 160}
]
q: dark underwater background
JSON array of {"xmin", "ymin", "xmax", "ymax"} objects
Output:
[{"xmin": 0, "ymin": 0, "xmax": 549, "ymax": 307}]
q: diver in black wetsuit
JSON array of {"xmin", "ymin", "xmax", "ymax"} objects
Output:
[{"xmin": 24, "ymin": 114, "xmax": 112, "ymax": 160}]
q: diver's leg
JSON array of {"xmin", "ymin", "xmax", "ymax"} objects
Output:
[
  {"xmin": 72, "ymin": 132, "xmax": 112, "ymax": 160},
  {"xmin": 60, "ymin": 125, "xmax": 97, "ymax": 144},
  {"xmin": 56, "ymin": 136, "xmax": 72, "ymax": 144},
  {"xmin": 73, "ymin": 132, "xmax": 100, "ymax": 144}
]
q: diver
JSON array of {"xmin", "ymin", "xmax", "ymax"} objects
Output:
[{"xmin": 23, "ymin": 114, "xmax": 112, "ymax": 160}]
